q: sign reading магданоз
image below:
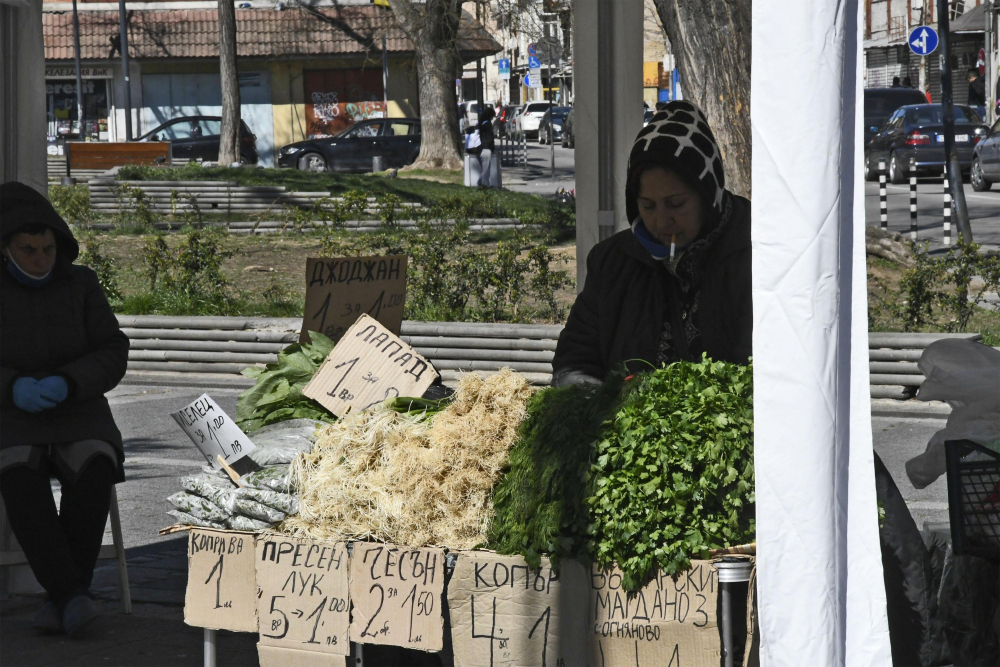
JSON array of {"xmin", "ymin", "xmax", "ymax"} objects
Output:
[{"xmin": 171, "ymin": 393, "xmax": 255, "ymax": 470}]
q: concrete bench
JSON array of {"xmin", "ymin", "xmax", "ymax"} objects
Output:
[{"xmin": 118, "ymin": 315, "xmax": 987, "ymax": 398}]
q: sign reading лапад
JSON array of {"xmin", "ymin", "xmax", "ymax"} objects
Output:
[
  {"xmin": 171, "ymin": 394, "xmax": 255, "ymax": 470},
  {"xmin": 349, "ymin": 543, "xmax": 446, "ymax": 651},
  {"xmin": 302, "ymin": 314, "xmax": 438, "ymax": 417},
  {"xmin": 300, "ymin": 255, "xmax": 407, "ymax": 344}
]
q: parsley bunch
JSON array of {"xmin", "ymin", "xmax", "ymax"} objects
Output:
[{"xmin": 588, "ymin": 357, "xmax": 755, "ymax": 590}]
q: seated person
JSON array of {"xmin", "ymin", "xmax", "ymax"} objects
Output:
[
  {"xmin": 552, "ymin": 101, "xmax": 751, "ymax": 385},
  {"xmin": 0, "ymin": 182, "xmax": 129, "ymax": 637}
]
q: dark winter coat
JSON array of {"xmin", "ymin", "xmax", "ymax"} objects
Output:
[
  {"xmin": 552, "ymin": 194, "xmax": 752, "ymax": 379},
  {"xmin": 553, "ymin": 101, "xmax": 752, "ymax": 380},
  {"xmin": 0, "ymin": 182, "xmax": 128, "ymax": 479}
]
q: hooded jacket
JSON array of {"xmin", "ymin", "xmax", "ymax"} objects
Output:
[
  {"xmin": 552, "ymin": 101, "xmax": 751, "ymax": 381},
  {"xmin": 1, "ymin": 182, "xmax": 128, "ymax": 479}
]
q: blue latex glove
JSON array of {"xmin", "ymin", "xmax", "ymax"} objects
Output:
[
  {"xmin": 11, "ymin": 377, "xmax": 58, "ymax": 414},
  {"xmin": 37, "ymin": 376, "xmax": 69, "ymax": 405}
]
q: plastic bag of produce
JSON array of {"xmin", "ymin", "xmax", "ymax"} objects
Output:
[
  {"xmin": 167, "ymin": 509, "xmax": 225, "ymax": 530},
  {"xmin": 241, "ymin": 464, "xmax": 296, "ymax": 493},
  {"xmin": 226, "ymin": 515, "xmax": 272, "ymax": 532},
  {"xmin": 166, "ymin": 492, "xmax": 230, "ymax": 523},
  {"xmin": 233, "ymin": 497, "xmax": 286, "ymax": 523},
  {"xmin": 238, "ymin": 486, "xmax": 299, "ymax": 515},
  {"xmin": 246, "ymin": 419, "xmax": 320, "ymax": 466}
]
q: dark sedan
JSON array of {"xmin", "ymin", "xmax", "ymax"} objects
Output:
[
  {"xmin": 864, "ymin": 87, "xmax": 928, "ymax": 146},
  {"xmin": 538, "ymin": 106, "xmax": 571, "ymax": 145},
  {"xmin": 277, "ymin": 118, "xmax": 420, "ymax": 172},
  {"xmin": 971, "ymin": 117, "xmax": 1000, "ymax": 192},
  {"xmin": 864, "ymin": 104, "xmax": 988, "ymax": 183},
  {"xmin": 137, "ymin": 116, "xmax": 259, "ymax": 164}
]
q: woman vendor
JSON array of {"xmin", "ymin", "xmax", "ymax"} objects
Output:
[{"xmin": 552, "ymin": 101, "xmax": 751, "ymax": 386}]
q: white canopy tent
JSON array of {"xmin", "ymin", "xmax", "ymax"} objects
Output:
[
  {"xmin": 0, "ymin": 0, "xmax": 47, "ymax": 194},
  {"xmin": 751, "ymin": 0, "xmax": 891, "ymax": 664}
]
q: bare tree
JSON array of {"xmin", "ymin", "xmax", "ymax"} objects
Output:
[
  {"xmin": 218, "ymin": 0, "xmax": 241, "ymax": 166},
  {"xmin": 386, "ymin": 0, "xmax": 467, "ymax": 170},
  {"xmin": 652, "ymin": 0, "xmax": 750, "ymax": 198}
]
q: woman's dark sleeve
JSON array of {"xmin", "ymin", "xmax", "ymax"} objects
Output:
[
  {"xmin": 56, "ymin": 268, "xmax": 129, "ymax": 401},
  {"xmin": 552, "ymin": 249, "xmax": 605, "ymax": 380}
]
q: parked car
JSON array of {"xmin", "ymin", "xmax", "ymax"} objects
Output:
[
  {"xmin": 538, "ymin": 106, "xmax": 571, "ymax": 144},
  {"xmin": 864, "ymin": 87, "xmax": 928, "ymax": 146},
  {"xmin": 864, "ymin": 104, "xmax": 987, "ymax": 183},
  {"xmin": 561, "ymin": 108, "xmax": 575, "ymax": 148},
  {"xmin": 458, "ymin": 101, "xmax": 481, "ymax": 132},
  {"xmin": 137, "ymin": 116, "xmax": 259, "ymax": 164},
  {"xmin": 506, "ymin": 106, "xmax": 524, "ymax": 139},
  {"xmin": 971, "ymin": 116, "xmax": 1000, "ymax": 192},
  {"xmin": 514, "ymin": 101, "xmax": 554, "ymax": 140},
  {"xmin": 277, "ymin": 118, "xmax": 421, "ymax": 172}
]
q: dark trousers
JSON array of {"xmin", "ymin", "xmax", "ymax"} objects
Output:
[{"xmin": 1, "ymin": 457, "xmax": 115, "ymax": 605}]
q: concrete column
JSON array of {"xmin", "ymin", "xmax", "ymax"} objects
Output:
[
  {"xmin": 0, "ymin": 0, "xmax": 47, "ymax": 194},
  {"xmin": 573, "ymin": 0, "xmax": 644, "ymax": 291}
]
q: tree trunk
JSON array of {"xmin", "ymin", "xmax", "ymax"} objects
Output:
[
  {"xmin": 653, "ymin": 0, "xmax": 751, "ymax": 198},
  {"xmin": 387, "ymin": 0, "xmax": 464, "ymax": 171},
  {"xmin": 218, "ymin": 0, "xmax": 241, "ymax": 166}
]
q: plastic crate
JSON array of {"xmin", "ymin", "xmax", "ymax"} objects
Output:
[{"xmin": 945, "ymin": 440, "xmax": 1000, "ymax": 561}]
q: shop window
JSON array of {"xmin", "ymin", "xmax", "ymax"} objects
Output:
[{"xmin": 46, "ymin": 78, "xmax": 109, "ymax": 141}]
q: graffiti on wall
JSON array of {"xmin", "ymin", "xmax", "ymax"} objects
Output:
[{"xmin": 305, "ymin": 71, "xmax": 387, "ymax": 138}]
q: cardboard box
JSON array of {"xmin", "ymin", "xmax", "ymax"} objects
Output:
[
  {"xmin": 588, "ymin": 560, "xmax": 721, "ymax": 667},
  {"xmin": 258, "ymin": 644, "xmax": 348, "ymax": 667},
  {"xmin": 448, "ymin": 551, "xmax": 590, "ymax": 667},
  {"xmin": 349, "ymin": 542, "xmax": 446, "ymax": 652},
  {"xmin": 184, "ymin": 528, "xmax": 258, "ymax": 632},
  {"xmin": 300, "ymin": 255, "xmax": 408, "ymax": 344},
  {"xmin": 303, "ymin": 314, "xmax": 438, "ymax": 417},
  {"xmin": 256, "ymin": 536, "xmax": 351, "ymax": 657}
]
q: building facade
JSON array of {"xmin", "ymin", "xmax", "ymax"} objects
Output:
[{"xmin": 42, "ymin": 0, "xmax": 499, "ymax": 165}]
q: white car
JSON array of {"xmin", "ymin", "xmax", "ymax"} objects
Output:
[{"xmin": 515, "ymin": 102, "xmax": 554, "ymax": 140}]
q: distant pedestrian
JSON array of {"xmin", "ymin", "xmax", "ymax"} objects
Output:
[
  {"xmin": 892, "ymin": 76, "xmax": 902, "ymax": 87},
  {"xmin": 466, "ymin": 106, "xmax": 496, "ymax": 188},
  {"xmin": 0, "ymin": 182, "xmax": 129, "ymax": 638},
  {"xmin": 967, "ymin": 70, "xmax": 986, "ymax": 118},
  {"xmin": 902, "ymin": 76, "xmax": 913, "ymax": 88}
]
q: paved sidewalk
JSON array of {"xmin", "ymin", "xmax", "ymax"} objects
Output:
[{"xmin": 1, "ymin": 537, "xmax": 258, "ymax": 667}]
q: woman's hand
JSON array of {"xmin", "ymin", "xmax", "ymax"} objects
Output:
[{"xmin": 12, "ymin": 376, "xmax": 68, "ymax": 413}]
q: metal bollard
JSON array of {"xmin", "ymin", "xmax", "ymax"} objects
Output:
[
  {"xmin": 372, "ymin": 155, "xmax": 384, "ymax": 173},
  {"xmin": 943, "ymin": 170, "xmax": 952, "ymax": 246},
  {"xmin": 909, "ymin": 158, "xmax": 918, "ymax": 241},
  {"xmin": 717, "ymin": 558, "xmax": 754, "ymax": 667},
  {"xmin": 879, "ymin": 158, "xmax": 888, "ymax": 230},
  {"xmin": 204, "ymin": 628, "xmax": 217, "ymax": 667}
]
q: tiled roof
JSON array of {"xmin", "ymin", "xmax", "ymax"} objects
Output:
[{"xmin": 43, "ymin": 5, "xmax": 500, "ymax": 60}]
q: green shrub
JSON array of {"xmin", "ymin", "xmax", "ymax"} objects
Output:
[
  {"xmin": 50, "ymin": 184, "xmax": 94, "ymax": 227},
  {"xmin": 77, "ymin": 234, "xmax": 121, "ymax": 302},
  {"xmin": 588, "ymin": 357, "xmax": 755, "ymax": 590}
]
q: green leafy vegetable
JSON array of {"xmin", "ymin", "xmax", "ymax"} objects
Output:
[
  {"xmin": 588, "ymin": 356, "xmax": 755, "ymax": 590},
  {"xmin": 235, "ymin": 332, "xmax": 337, "ymax": 433},
  {"xmin": 388, "ymin": 396, "xmax": 452, "ymax": 421},
  {"xmin": 488, "ymin": 375, "xmax": 625, "ymax": 567}
]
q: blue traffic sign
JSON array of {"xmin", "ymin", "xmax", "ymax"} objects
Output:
[
  {"xmin": 527, "ymin": 43, "xmax": 537, "ymax": 57},
  {"xmin": 528, "ymin": 55, "xmax": 541, "ymax": 69},
  {"xmin": 498, "ymin": 58, "xmax": 510, "ymax": 77},
  {"xmin": 523, "ymin": 74, "xmax": 530, "ymax": 87},
  {"xmin": 908, "ymin": 25, "xmax": 938, "ymax": 56}
]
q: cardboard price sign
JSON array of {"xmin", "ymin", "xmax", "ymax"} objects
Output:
[
  {"xmin": 301, "ymin": 255, "xmax": 407, "ymax": 344},
  {"xmin": 349, "ymin": 543, "xmax": 446, "ymax": 651},
  {"xmin": 184, "ymin": 529, "xmax": 258, "ymax": 632},
  {"xmin": 588, "ymin": 560, "xmax": 720, "ymax": 667},
  {"xmin": 256, "ymin": 536, "xmax": 350, "ymax": 657},
  {"xmin": 302, "ymin": 314, "xmax": 438, "ymax": 417},
  {"xmin": 448, "ymin": 552, "xmax": 590, "ymax": 667},
  {"xmin": 171, "ymin": 394, "xmax": 255, "ymax": 471}
]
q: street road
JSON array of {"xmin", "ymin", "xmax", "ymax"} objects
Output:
[
  {"xmin": 865, "ymin": 179, "xmax": 1000, "ymax": 253},
  {"xmin": 91, "ymin": 383, "xmax": 951, "ymax": 550},
  {"xmin": 501, "ymin": 139, "xmax": 575, "ymax": 196}
]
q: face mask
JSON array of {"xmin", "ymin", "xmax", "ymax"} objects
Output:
[{"xmin": 4, "ymin": 252, "xmax": 53, "ymax": 287}]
